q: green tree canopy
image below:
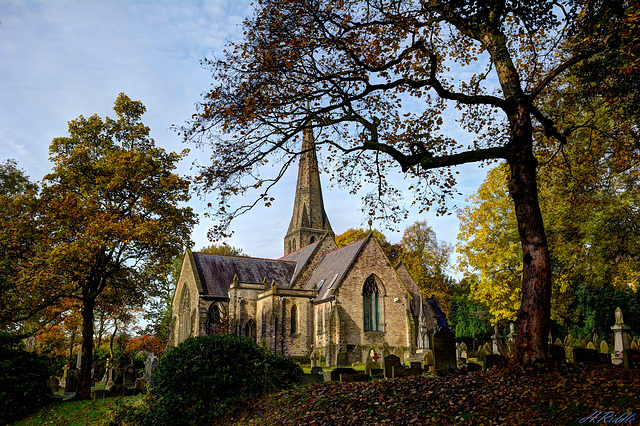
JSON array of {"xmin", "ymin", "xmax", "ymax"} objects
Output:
[{"xmin": 4, "ymin": 93, "xmax": 197, "ymax": 399}]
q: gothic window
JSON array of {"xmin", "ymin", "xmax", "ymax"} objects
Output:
[
  {"xmin": 290, "ymin": 305, "xmax": 298, "ymax": 334},
  {"xmin": 316, "ymin": 306, "xmax": 323, "ymax": 335},
  {"xmin": 363, "ymin": 276, "xmax": 381, "ymax": 332},
  {"xmin": 261, "ymin": 307, "xmax": 268, "ymax": 337},
  {"xmin": 293, "ymin": 239, "xmax": 297, "ymax": 251},
  {"xmin": 179, "ymin": 287, "xmax": 191, "ymax": 341},
  {"xmin": 242, "ymin": 319, "xmax": 256, "ymax": 340},
  {"xmin": 207, "ymin": 304, "xmax": 221, "ymax": 335}
]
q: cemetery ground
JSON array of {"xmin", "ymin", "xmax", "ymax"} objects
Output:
[{"xmin": 11, "ymin": 363, "xmax": 640, "ymax": 425}]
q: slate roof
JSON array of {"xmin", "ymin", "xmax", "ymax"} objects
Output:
[
  {"xmin": 279, "ymin": 240, "xmax": 321, "ymax": 286},
  {"xmin": 192, "ymin": 253, "xmax": 296, "ymax": 298},
  {"xmin": 394, "ymin": 262, "xmax": 421, "ymax": 312},
  {"xmin": 303, "ymin": 237, "xmax": 369, "ymax": 301},
  {"xmin": 427, "ymin": 297, "xmax": 450, "ymax": 329}
]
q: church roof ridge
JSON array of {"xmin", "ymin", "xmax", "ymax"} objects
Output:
[{"xmin": 193, "ymin": 251, "xmax": 296, "ymax": 264}]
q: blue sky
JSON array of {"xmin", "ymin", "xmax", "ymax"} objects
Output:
[{"xmin": 0, "ymin": 0, "xmax": 488, "ymax": 266}]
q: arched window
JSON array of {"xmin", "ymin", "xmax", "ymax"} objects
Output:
[
  {"xmin": 290, "ymin": 305, "xmax": 298, "ymax": 334},
  {"xmin": 293, "ymin": 239, "xmax": 297, "ymax": 251},
  {"xmin": 242, "ymin": 319, "xmax": 256, "ymax": 340},
  {"xmin": 207, "ymin": 304, "xmax": 221, "ymax": 335},
  {"xmin": 261, "ymin": 307, "xmax": 268, "ymax": 337},
  {"xmin": 179, "ymin": 287, "xmax": 191, "ymax": 341},
  {"xmin": 363, "ymin": 276, "xmax": 380, "ymax": 331}
]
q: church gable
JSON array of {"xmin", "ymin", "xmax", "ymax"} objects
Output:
[
  {"xmin": 302, "ymin": 236, "xmax": 368, "ymax": 301},
  {"xmin": 280, "ymin": 234, "xmax": 338, "ymax": 289}
]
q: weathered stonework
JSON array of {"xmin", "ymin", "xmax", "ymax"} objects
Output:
[{"xmin": 170, "ymin": 130, "xmax": 450, "ymax": 365}]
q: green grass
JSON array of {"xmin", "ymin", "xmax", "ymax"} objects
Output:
[{"xmin": 12, "ymin": 394, "xmax": 141, "ymax": 426}]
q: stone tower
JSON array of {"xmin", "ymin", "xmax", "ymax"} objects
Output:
[{"xmin": 284, "ymin": 127, "xmax": 333, "ymax": 255}]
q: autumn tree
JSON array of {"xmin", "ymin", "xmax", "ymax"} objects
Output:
[
  {"xmin": 184, "ymin": 0, "xmax": 634, "ymax": 363},
  {"xmin": 399, "ymin": 220, "xmax": 453, "ymax": 307},
  {"xmin": 13, "ymin": 94, "xmax": 196, "ymax": 399}
]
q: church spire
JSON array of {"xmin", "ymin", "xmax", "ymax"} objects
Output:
[{"xmin": 284, "ymin": 127, "xmax": 333, "ymax": 255}]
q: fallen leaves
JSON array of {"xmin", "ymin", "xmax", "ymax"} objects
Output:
[{"xmin": 224, "ymin": 364, "xmax": 640, "ymax": 425}]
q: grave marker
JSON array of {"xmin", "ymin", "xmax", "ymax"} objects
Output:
[
  {"xmin": 573, "ymin": 348, "xmax": 601, "ymax": 365},
  {"xmin": 433, "ymin": 328, "xmax": 457, "ymax": 372},
  {"xmin": 383, "ymin": 354, "xmax": 401, "ymax": 379}
]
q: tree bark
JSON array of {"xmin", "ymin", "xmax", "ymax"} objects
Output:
[
  {"xmin": 506, "ymin": 109, "xmax": 552, "ymax": 364},
  {"xmin": 76, "ymin": 296, "xmax": 95, "ymax": 400}
]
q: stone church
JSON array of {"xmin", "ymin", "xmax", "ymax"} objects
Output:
[{"xmin": 169, "ymin": 128, "xmax": 450, "ymax": 366}]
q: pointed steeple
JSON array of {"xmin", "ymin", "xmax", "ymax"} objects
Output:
[{"xmin": 284, "ymin": 127, "xmax": 333, "ymax": 255}]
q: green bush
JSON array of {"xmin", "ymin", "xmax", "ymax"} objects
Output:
[
  {"xmin": 140, "ymin": 334, "xmax": 301, "ymax": 425},
  {"xmin": 0, "ymin": 336, "xmax": 52, "ymax": 424}
]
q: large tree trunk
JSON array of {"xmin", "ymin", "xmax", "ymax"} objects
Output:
[
  {"xmin": 507, "ymin": 108, "xmax": 552, "ymax": 364},
  {"xmin": 76, "ymin": 296, "xmax": 95, "ymax": 400}
]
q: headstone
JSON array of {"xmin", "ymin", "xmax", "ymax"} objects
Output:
[
  {"xmin": 550, "ymin": 345, "xmax": 565, "ymax": 363},
  {"xmin": 383, "ymin": 354, "xmax": 401, "ymax": 379},
  {"xmin": 623, "ymin": 349, "xmax": 640, "ymax": 369},
  {"xmin": 353, "ymin": 346, "xmax": 363, "ymax": 364},
  {"xmin": 76, "ymin": 350, "xmax": 82, "ymax": 369},
  {"xmin": 600, "ymin": 340, "xmax": 609, "ymax": 354},
  {"xmin": 336, "ymin": 350, "xmax": 349, "ymax": 367},
  {"xmin": 507, "ymin": 323, "xmax": 516, "ymax": 343},
  {"xmin": 61, "ymin": 365, "xmax": 69, "ymax": 388},
  {"xmin": 123, "ymin": 364, "xmax": 136, "ymax": 387},
  {"xmin": 465, "ymin": 362, "xmax": 482, "ymax": 372},
  {"xmin": 365, "ymin": 361, "xmax": 381, "ymax": 376},
  {"xmin": 144, "ymin": 354, "xmax": 157, "ymax": 382},
  {"xmin": 65, "ymin": 368, "xmax": 79, "ymax": 393},
  {"xmin": 599, "ymin": 352, "xmax": 612, "ymax": 365},
  {"xmin": 554, "ymin": 338, "xmax": 563, "ymax": 346},
  {"xmin": 134, "ymin": 378, "xmax": 147, "ymax": 393},
  {"xmin": 340, "ymin": 373, "xmax": 369, "ymax": 383},
  {"xmin": 392, "ymin": 364, "xmax": 407, "ymax": 378},
  {"xmin": 424, "ymin": 350, "xmax": 435, "ymax": 369},
  {"xmin": 573, "ymin": 348, "xmax": 601, "ymax": 365},
  {"xmin": 593, "ymin": 334, "xmax": 601, "ymax": 350},
  {"xmin": 611, "ymin": 307, "xmax": 631, "ymax": 365},
  {"xmin": 483, "ymin": 342, "xmax": 492, "ymax": 355},
  {"xmin": 491, "ymin": 325, "xmax": 503, "ymax": 355},
  {"xmin": 433, "ymin": 328, "xmax": 457, "ymax": 372},
  {"xmin": 476, "ymin": 347, "xmax": 486, "ymax": 365},
  {"xmin": 323, "ymin": 367, "xmax": 357, "ymax": 382},
  {"xmin": 483, "ymin": 354, "xmax": 508, "ymax": 371},
  {"xmin": 49, "ymin": 376, "xmax": 60, "ymax": 393},
  {"xmin": 586, "ymin": 342, "xmax": 596, "ymax": 350}
]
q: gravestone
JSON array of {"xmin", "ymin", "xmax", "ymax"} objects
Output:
[
  {"xmin": 365, "ymin": 361, "xmax": 381, "ymax": 376},
  {"xmin": 600, "ymin": 340, "xmax": 609, "ymax": 354},
  {"xmin": 134, "ymin": 378, "xmax": 147, "ymax": 393},
  {"xmin": 554, "ymin": 338, "xmax": 563, "ymax": 346},
  {"xmin": 507, "ymin": 323, "xmax": 517, "ymax": 344},
  {"xmin": 623, "ymin": 349, "xmax": 640, "ymax": 369},
  {"xmin": 573, "ymin": 348, "xmax": 601, "ymax": 365},
  {"xmin": 433, "ymin": 328, "xmax": 457, "ymax": 372},
  {"xmin": 353, "ymin": 346, "xmax": 363, "ymax": 364},
  {"xmin": 459, "ymin": 342, "xmax": 468, "ymax": 361},
  {"xmin": 424, "ymin": 350, "xmax": 435, "ymax": 371},
  {"xmin": 61, "ymin": 365, "xmax": 69, "ymax": 389},
  {"xmin": 586, "ymin": 342, "xmax": 596, "ymax": 350},
  {"xmin": 123, "ymin": 364, "xmax": 136, "ymax": 387},
  {"xmin": 611, "ymin": 307, "xmax": 631, "ymax": 365},
  {"xmin": 340, "ymin": 373, "xmax": 369, "ymax": 383},
  {"xmin": 383, "ymin": 354, "xmax": 401, "ymax": 379},
  {"xmin": 476, "ymin": 347, "xmax": 486, "ymax": 365},
  {"xmin": 483, "ymin": 342, "xmax": 492, "ymax": 355},
  {"xmin": 392, "ymin": 364, "xmax": 407, "ymax": 378},
  {"xmin": 483, "ymin": 354, "xmax": 508, "ymax": 371},
  {"xmin": 323, "ymin": 367, "xmax": 357, "ymax": 382},
  {"xmin": 599, "ymin": 352, "xmax": 612, "ymax": 365},
  {"xmin": 144, "ymin": 354, "xmax": 157, "ymax": 382},
  {"xmin": 65, "ymin": 368, "xmax": 79, "ymax": 393},
  {"xmin": 49, "ymin": 376, "xmax": 60, "ymax": 393},
  {"xmin": 336, "ymin": 350, "xmax": 349, "ymax": 367},
  {"xmin": 491, "ymin": 325, "xmax": 503, "ymax": 355},
  {"xmin": 593, "ymin": 334, "xmax": 601, "ymax": 350}
]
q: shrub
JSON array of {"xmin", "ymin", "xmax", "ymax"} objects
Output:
[
  {"xmin": 0, "ymin": 336, "xmax": 52, "ymax": 424},
  {"xmin": 141, "ymin": 334, "xmax": 301, "ymax": 425}
]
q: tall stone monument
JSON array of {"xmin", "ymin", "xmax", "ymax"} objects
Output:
[{"xmin": 611, "ymin": 307, "xmax": 631, "ymax": 365}]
